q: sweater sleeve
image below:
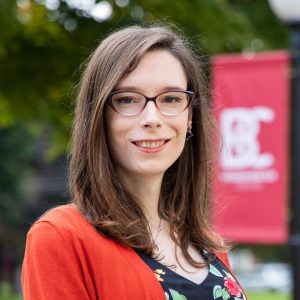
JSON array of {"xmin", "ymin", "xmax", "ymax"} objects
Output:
[{"xmin": 22, "ymin": 221, "xmax": 91, "ymax": 300}]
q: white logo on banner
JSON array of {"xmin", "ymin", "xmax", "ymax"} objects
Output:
[{"xmin": 219, "ymin": 106, "xmax": 278, "ymax": 185}]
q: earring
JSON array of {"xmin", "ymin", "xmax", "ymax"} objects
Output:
[{"xmin": 186, "ymin": 128, "xmax": 194, "ymax": 141}]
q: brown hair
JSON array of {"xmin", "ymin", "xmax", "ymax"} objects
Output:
[{"xmin": 70, "ymin": 24, "xmax": 226, "ymax": 267}]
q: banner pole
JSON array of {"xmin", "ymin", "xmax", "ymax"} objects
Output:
[{"xmin": 290, "ymin": 23, "xmax": 300, "ymax": 300}]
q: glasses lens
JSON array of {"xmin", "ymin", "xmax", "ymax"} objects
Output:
[
  {"xmin": 157, "ymin": 91, "xmax": 189, "ymax": 115},
  {"xmin": 111, "ymin": 92, "xmax": 145, "ymax": 115}
]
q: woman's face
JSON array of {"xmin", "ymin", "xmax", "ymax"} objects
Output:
[{"xmin": 106, "ymin": 50, "xmax": 191, "ymax": 180}]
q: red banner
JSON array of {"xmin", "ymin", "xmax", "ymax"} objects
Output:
[{"xmin": 211, "ymin": 51, "xmax": 290, "ymax": 244}]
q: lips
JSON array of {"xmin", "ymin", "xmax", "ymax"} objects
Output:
[{"xmin": 132, "ymin": 139, "xmax": 169, "ymax": 149}]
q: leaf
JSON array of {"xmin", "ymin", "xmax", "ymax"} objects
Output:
[
  {"xmin": 223, "ymin": 270, "xmax": 235, "ymax": 281},
  {"xmin": 169, "ymin": 289, "xmax": 187, "ymax": 300},
  {"xmin": 213, "ymin": 285, "xmax": 223, "ymax": 299},
  {"xmin": 210, "ymin": 264, "xmax": 223, "ymax": 277},
  {"xmin": 222, "ymin": 288, "xmax": 231, "ymax": 300}
]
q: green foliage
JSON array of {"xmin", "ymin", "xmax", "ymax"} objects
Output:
[
  {"xmin": 0, "ymin": 124, "xmax": 34, "ymax": 245},
  {"xmin": 0, "ymin": 282, "xmax": 22, "ymax": 300},
  {"xmin": 236, "ymin": 245, "xmax": 290, "ymax": 263},
  {"xmin": 247, "ymin": 291, "xmax": 291, "ymax": 300},
  {"xmin": 0, "ymin": 125, "xmax": 32, "ymax": 194}
]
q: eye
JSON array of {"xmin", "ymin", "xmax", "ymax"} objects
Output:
[
  {"xmin": 161, "ymin": 95, "xmax": 182, "ymax": 103},
  {"xmin": 115, "ymin": 96, "xmax": 135, "ymax": 104},
  {"xmin": 111, "ymin": 91, "xmax": 143, "ymax": 106}
]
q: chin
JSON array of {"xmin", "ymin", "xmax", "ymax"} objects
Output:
[{"xmin": 135, "ymin": 163, "xmax": 174, "ymax": 177}]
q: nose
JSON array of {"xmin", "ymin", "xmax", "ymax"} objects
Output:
[{"xmin": 140, "ymin": 101, "xmax": 163, "ymax": 128}]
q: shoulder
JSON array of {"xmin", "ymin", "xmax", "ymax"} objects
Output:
[
  {"xmin": 206, "ymin": 230, "xmax": 232, "ymax": 271},
  {"xmin": 29, "ymin": 204, "xmax": 86, "ymax": 234},
  {"xmin": 215, "ymin": 251, "xmax": 231, "ymax": 271},
  {"xmin": 27, "ymin": 204, "xmax": 106, "ymax": 250},
  {"xmin": 35, "ymin": 203, "xmax": 85, "ymax": 228}
]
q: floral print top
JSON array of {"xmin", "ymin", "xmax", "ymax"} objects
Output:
[{"xmin": 137, "ymin": 251, "xmax": 246, "ymax": 300}]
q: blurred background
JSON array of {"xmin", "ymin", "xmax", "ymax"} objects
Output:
[{"xmin": 0, "ymin": 1, "xmax": 293, "ymax": 299}]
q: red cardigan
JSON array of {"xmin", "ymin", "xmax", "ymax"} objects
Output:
[{"xmin": 22, "ymin": 204, "xmax": 233, "ymax": 300}]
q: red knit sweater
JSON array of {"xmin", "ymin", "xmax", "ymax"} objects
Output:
[{"xmin": 22, "ymin": 204, "xmax": 232, "ymax": 300}]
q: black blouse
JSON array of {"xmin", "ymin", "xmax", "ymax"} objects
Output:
[{"xmin": 137, "ymin": 251, "xmax": 246, "ymax": 300}]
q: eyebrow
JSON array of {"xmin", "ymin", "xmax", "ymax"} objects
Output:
[{"xmin": 113, "ymin": 85, "xmax": 187, "ymax": 93}]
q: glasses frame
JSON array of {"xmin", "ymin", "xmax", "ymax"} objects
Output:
[{"xmin": 107, "ymin": 90, "xmax": 194, "ymax": 116}]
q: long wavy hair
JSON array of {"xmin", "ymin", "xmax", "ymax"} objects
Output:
[{"xmin": 70, "ymin": 24, "xmax": 226, "ymax": 267}]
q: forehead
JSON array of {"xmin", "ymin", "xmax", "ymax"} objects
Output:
[{"xmin": 115, "ymin": 50, "xmax": 187, "ymax": 94}]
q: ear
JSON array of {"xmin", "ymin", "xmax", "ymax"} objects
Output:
[{"xmin": 188, "ymin": 119, "xmax": 192, "ymax": 129}]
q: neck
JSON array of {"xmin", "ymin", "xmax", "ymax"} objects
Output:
[{"xmin": 118, "ymin": 170, "xmax": 163, "ymax": 227}]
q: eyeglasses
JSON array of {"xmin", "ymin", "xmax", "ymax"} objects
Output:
[{"xmin": 107, "ymin": 90, "xmax": 194, "ymax": 116}]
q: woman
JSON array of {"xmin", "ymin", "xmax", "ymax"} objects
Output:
[{"xmin": 22, "ymin": 25, "xmax": 246, "ymax": 300}]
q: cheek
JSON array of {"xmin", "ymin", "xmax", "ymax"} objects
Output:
[
  {"xmin": 107, "ymin": 123, "xmax": 124, "ymax": 150},
  {"xmin": 171, "ymin": 114, "xmax": 189, "ymax": 155},
  {"xmin": 177, "ymin": 112, "xmax": 189, "ymax": 137},
  {"xmin": 105, "ymin": 110, "xmax": 134, "ymax": 163},
  {"xmin": 105, "ymin": 111, "xmax": 124, "ymax": 158},
  {"xmin": 106, "ymin": 108, "xmax": 124, "ymax": 139}
]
